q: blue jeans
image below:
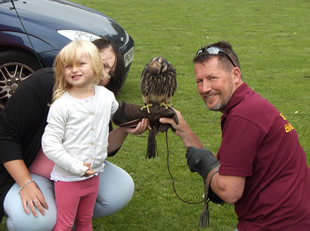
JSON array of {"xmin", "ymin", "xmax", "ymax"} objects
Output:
[{"xmin": 4, "ymin": 161, "xmax": 134, "ymax": 231}]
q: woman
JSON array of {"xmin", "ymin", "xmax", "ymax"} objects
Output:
[{"xmin": 0, "ymin": 38, "xmax": 148, "ymax": 231}]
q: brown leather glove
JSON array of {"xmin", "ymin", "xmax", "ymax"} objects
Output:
[{"xmin": 112, "ymin": 101, "xmax": 178, "ymax": 130}]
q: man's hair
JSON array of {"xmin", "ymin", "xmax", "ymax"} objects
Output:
[{"xmin": 193, "ymin": 41, "xmax": 241, "ymax": 70}]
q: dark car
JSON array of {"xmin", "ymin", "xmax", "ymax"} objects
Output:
[{"xmin": 0, "ymin": 0, "xmax": 134, "ymax": 110}]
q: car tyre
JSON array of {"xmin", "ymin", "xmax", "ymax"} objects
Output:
[{"xmin": 0, "ymin": 50, "xmax": 42, "ymax": 110}]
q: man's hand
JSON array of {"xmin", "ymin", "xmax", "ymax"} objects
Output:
[
  {"xmin": 186, "ymin": 147, "xmax": 219, "ymax": 180},
  {"xmin": 160, "ymin": 109, "xmax": 203, "ymax": 148},
  {"xmin": 186, "ymin": 147, "xmax": 224, "ymax": 204}
]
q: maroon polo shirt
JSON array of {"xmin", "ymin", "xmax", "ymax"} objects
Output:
[{"xmin": 217, "ymin": 83, "xmax": 310, "ymax": 230}]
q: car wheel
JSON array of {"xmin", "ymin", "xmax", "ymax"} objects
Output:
[{"xmin": 0, "ymin": 50, "xmax": 42, "ymax": 110}]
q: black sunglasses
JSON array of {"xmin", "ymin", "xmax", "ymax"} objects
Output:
[{"xmin": 196, "ymin": 46, "xmax": 236, "ymax": 67}]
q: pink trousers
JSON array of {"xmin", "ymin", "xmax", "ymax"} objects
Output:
[{"xmin": 53, "ymin": 175, "xmax": 99, "ymax": 231}]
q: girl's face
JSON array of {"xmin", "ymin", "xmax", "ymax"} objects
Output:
[
  {"xmin": 99, "ymin": 46, "xmax": 116, "ymax": 86},
  {"xmin": 64, "ymin": 54, "xmax": 96, "ymax": 90}
]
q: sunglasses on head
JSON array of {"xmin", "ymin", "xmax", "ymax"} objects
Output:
[{"xmin": 196, "ymin": 46, "xmax": 236, "ymax": 67}]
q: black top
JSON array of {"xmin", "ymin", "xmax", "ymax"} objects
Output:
[
  {"xmin": 0, "ymin": 67, "xmax": 118, "ymax": 221},
  {"xmin": 0, "ymin": 67, "xmax": 54, "ymax": 220}
]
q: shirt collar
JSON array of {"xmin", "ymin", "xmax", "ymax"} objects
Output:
[{"xmin": 222, "ymin": 82, "xmax": 252, "ymax": 117}]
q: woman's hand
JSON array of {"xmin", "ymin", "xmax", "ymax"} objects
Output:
[
  {"xmin": 19, "ymin": 180, "xmax": 48, "ymax": 217},
  {"xmin": 122, "ymin": 118, "xmax": 149, "ymax": 135},
  {"xmin": 4, "ymin": 160, "xmax": 48, "ymax": 217},
  {"xmin": 107, "ymin": 118, "xmax": 149, "ymax": 154}
]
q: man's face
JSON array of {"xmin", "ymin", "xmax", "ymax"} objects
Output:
[{"xmin": 194, "ymin": 57, "xmax": 239, "ymax": 112}]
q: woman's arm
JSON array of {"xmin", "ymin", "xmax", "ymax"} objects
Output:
[
  {"xmin": 0, "ymin": 68, "xmax": 54, "ymax": 217},
  {"xmin": 107, "ymin": 118, "xmax": 149, "ymax": 153},
  {"xmin": 3, "ymin": 160, "xmax": 48, "ymax": 216}
]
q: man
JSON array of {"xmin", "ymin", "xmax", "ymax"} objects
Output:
[{"xmin": 160, "ymin": 41, "xmax": 310, "ymax": 230}]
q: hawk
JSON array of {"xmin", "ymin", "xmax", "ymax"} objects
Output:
[{"xmin": 140, "ymin": 56, "xmax": 177, "ymax": 158}]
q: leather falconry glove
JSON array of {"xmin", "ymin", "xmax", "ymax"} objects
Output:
[
  {"xmin": 112, "ymin": 101, "xmax": 178, "ymax": 131},
  {"xmin": 186, "ymin": 146, "xmax": 224, "ymax": 227}
]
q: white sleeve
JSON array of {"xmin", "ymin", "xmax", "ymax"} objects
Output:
[
  {"xmin": 41, "ymin": 100, "xmax": 88, "ymax": 176},
  {"xmin": 111, "ymin": 94, "xmax": 119, "ymax": 116}
]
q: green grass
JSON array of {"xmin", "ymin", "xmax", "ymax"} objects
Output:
[{"xmin": 1, "ymin": 0, "xmax": 309, "ymax": 230}]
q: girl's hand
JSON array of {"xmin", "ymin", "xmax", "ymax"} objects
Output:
[{"xmin": 83, "ymin": 162, "xmax": 97, "ymax": 177}]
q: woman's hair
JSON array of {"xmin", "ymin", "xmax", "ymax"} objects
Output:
[
  {"xmin": 52, "ymin": 40, "xmax": 103, "ymax": 101},
  {"xmin": 92, "ymin": 38, "xmax": 125, "ymax": 96}
]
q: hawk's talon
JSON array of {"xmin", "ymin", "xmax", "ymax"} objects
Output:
[
  {"xmin": 141, "ymin": 103, "xmax": 153, "ymax": 113},
  {"xmin": 160, "ymin": 102, "xmax": 173, "ymax": 109}
]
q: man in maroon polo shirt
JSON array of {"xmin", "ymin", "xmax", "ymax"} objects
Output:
[{"xmin": 160, "ymin": 41, "xmax": 310, "ymax": 230}]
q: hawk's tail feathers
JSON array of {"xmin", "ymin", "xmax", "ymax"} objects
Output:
[{"xmin": 145, "ymin": 130, "xmax": 157, "ymax": 159}]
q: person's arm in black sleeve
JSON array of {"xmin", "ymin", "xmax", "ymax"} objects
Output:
[{"xmin": 0, "ymin": 67, "xmax": 54, "ymax": 216}]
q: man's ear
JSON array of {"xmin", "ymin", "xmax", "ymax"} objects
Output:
[{"xmin": 232, "ymin": 67, "xmax": 242, "ymax": 85}]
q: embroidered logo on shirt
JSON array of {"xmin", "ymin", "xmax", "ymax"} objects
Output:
[{"xmin": 280, "ymin": 113, "xmax": 294, "ymax": 133}]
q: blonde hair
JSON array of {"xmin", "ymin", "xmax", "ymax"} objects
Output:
[{"xmin": 52, "ymin": 40, "xmax": 104, "ymax": 101}]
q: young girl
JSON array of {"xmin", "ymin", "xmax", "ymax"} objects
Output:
[{"xmin": 42, "ymin": 40, "xmax": 119, "ymax": 231}]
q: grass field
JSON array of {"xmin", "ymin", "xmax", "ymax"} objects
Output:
[{"xmin": 1, "ymin": 0, "xmax": 309, "ymax": 230}]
